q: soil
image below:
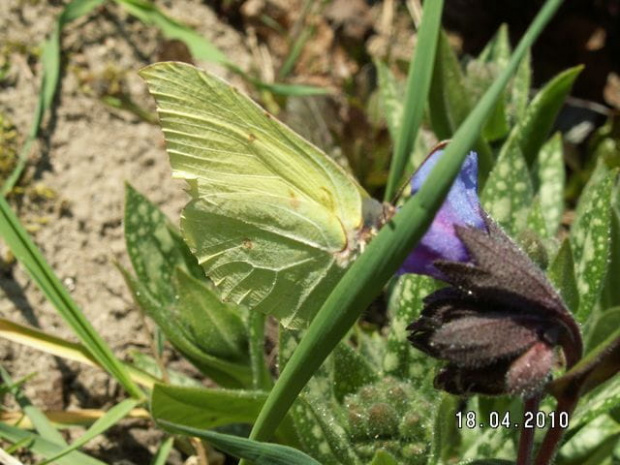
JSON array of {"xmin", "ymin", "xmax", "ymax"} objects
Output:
[
  {"xmin": 1, "ymin": 0, "xmax": 619, "ymax": 464},
  {"xmin": 0, "ymin": 1, "xmax": 251, "ymax": 463}
]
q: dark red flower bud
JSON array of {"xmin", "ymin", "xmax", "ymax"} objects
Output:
[{"xmin": 408, "ymin": 215, "xmax": 583, "ymax": 398}]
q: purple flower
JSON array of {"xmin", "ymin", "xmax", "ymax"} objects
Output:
[
  {"xmin": 402, "ymin": 148, "xmax": 582, "ymax": 397},
  {"xmin": 399, "ymin": 149, "xmax": 486, "ymax": 279}
]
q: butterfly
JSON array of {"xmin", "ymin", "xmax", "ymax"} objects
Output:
[{"xmin": 141, "ymin": 62, "xmax": 384, "ymax": 328}]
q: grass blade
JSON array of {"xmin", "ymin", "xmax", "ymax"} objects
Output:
[
  {"xmin": 38, "ymin": 398, "xmax": 140, "ymax": 465},
  {"xmin": 114, "ymin": 0, "xmax": 327, "ymax": 97},
  {"xmin": 113, "ymin": 0, "xmax": 227, "ymax": 63},
  {"xmin": 1, "ymin": 0, "xmax": 104, "ymax": 195},
  {"xmin": 0, "ymin": 367, "xmax": 67, "ymax": 447},
  {"xmin": 0, "ymin": 318, "xmax": 156, "ymax": 388},
  {"xmin": 0, "ymin": 423, "xmax": 106, "ymax": 465},
  {"xmin": 158, "ymin": 420, "xmax": 320, "ymax": 465},
  {"xmin": 245, "ymin": 0, "xmax": 565, "ymax": 448},
  {"xmin": 384, "ymin": 0, "xmax": 444, "ymax": 201},
  {"xmin": 150, "ymin": 436, "xmax": 174, "ymax": 465},
  {"xmin": 0, "ymin": 197, "xmax": 143, "ymax": 398},
  {"xmin": 0, "ymin": 448, "xmax": 24, "ymax": 465}
]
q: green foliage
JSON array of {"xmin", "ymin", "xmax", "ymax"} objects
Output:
[
  {"xmin": 151, "ymin": 383, "xmax": 298, "ymax": 445},
  {"xmin": 157, "ymin": 420, "xmax": 321, "ymax": 465},
  {"xmin": 375, "ymin": 60, "xmax": 403, "ymax": 145},
  {"xmin": 428, "ymin": 31, "xmax": 493, "ymax": 177},
  {"xmin": 383, "ymin": 274, "xmax": 436, "ymax": 379},
  {"xmin": 548, "ymin": 239, "xmax": 580, "ymax": 314},
  {"xmin": 482, "ymin": 143, "xmax": 533, "ymax": 235},
  {"xmin": 534, "ymin": 133, "xmax": 565, "ymax": 236},
  {"xmin": 38, "ymin": 399, "xmax": 140, "ymax": 465},
  {"xmin": 570, "ymin": 165, "xmax": 614, "ymax": 322},
  {"xmin": 0, "ymin": 422, "xmax": 106, "ymax": 465},
  {"xmin": 123, "ymin": 185, "xmax": 253, "ymax": 388},
  {"xmin": 384, "ymin": 0, "xmax": 444, "ymax": 201}
]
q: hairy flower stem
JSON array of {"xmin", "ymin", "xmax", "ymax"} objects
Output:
[
  {"xmin": 517, "ymin": 395, "xmax": 540, "ymax": 465},
  {"xmin": 534, "ymin": 396, "xmax": 578, "ymax": 465}
]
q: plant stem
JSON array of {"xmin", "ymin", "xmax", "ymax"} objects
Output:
[
  {"xmin": 249, "ymin": 311, "xmax": 273, "ymax": 391},
  {"xmin": 517, "ymin": 395, "xmax": 540, "ymax": 465},
  {"xmin": 534, "ymin": 396, "xmax": 578, "ymax": 465}
]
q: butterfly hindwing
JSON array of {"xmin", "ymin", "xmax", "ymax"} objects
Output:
[{"xmin": 141, "ymin": 62, "xmax": 373, "ymax": 328}]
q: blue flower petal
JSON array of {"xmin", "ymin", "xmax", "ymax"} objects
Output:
[{"xmin": 400, "ymin": 149, "xmax": 486, "ymax": 279}]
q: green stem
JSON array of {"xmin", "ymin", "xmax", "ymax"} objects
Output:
[{"xmin": 248, "ymin": 311, "xmax": 273, "ymax": 391}]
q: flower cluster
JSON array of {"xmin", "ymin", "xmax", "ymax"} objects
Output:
[{"xmin": 401, "ymin": 148, "xmax": 582, "ymax": 398}]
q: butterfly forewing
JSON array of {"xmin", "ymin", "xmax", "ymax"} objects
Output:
[{"xmin": 141, "ymin": 62, "xmax": 374, "ymax": 328}]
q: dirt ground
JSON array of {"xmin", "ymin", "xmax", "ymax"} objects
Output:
[
  {"xmin": 0, "ymin": 1, "xmax": 253, "ymax": 462},
  {"xmin": 1, "ymin": 0, "xmax": 619, "ymax": 463}
]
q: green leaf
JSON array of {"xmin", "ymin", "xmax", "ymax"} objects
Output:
[
  {"xmin": 481, "ymin": 143, "xmax": 533, "ymax": 235},
  {"xmin": 0, "ymin": 367, "xmax": 67, "ymax": 447},
  {"xmin": 558, "ymin": 414, "xmax": 620, "ymax": 464},
  {"xmin": 468, "ymin": 25, "xmax": 511, "ymax": 141},
  {"xmin": 290, "ymin": 395, "xmax": 359, "ymax": 465},
  {"xmin": 585, "ymin": 306, "xmax": 620, "ymax": 353},
  {"xmin": 277, "ymin": 326, "xmax": 300, "ymax": 372},
  {"xmin": 524, "ymin": 197, "xmax": 550, "ymax": 239},
  {"xmin": 510, "ymin": 66, "xmax": 582, "ymax": 168},
  {"xmin": 151, "ymin": 436, "xmax": 174, "ymax": 465},
  {"xmin": 0, "ymin": 197, "xmax": 142, "ymax": 398},
  {"xmin": 429, "ymin": 32, "xmax": 473, "ymax": 140},
  {"xmin": 570, "ymin": 166, "xmax": 614, "ymax": 322},
  {"xmin": 158, "ymin": 420, "xmax": 319, "ymax": 465},
  {"xmin": 428, "ymin": 31, "xmax": 494, "ymax": 178},
  {"xmin": 375, "ymin": 60, "xmax": 404, "ymax": 143},
  {"xmin": 569, "ymin": 376, "xmax": 620, "ymax": 432},
  {"xmin": 370, "ymin": 450, "xmax": 400, "ymax": 465},
  {"xmin": 429, "ymin": 394, "xmax": 461, "ymax": 465},
  {"xmin": 123, "ymin": 185, "xmax": 251, "ymax": 386},
  {"xmin": 38, "ymin": 399, "xmax": 140, "ymax": 465},
  {"xmin": 479, "ymin": 24, "xmax": 511, "ymax": 65},
  {"xmin": 509, "ymin": 49, "xmax": 531, "ymax": 123},
  {"xmin": 140, "ymin": 62, "xmax": 383, "ymax": 329},
  {"xmin": 129, "ymin": 350, "xmax": 203, "ymax": 387},
  {"xmin": 124, "ymin": 184, "xmax": 205, "ymax": 306},
  {"xmin": 174, "ymin": 268, "xmax": 248, "ymax": 362},
  {"xmin": 251, "ymin": 79, "xmax": 330, "ymax": 97},
  {"xmin": 383, "ymin": 274, "xmax": 436, "ymax": 378},
  {"xmin": 384, "ymin": 0, "xmax": 444, "ymax": 200},
  {"xmin": 599, "ymin": 206, "xmax": 620, "ymax": 310},
  {"xmin": 120, "ymin": 266, "xmax": 252, "ymax": 388},
  {"xmin": 248, "ymin": 311, "xmax": 272, "ymax": 391},
  {"xmin": 548, "ymin": 239, "xmax": 580, "ymax": 314},
  {"xmin": 457, "ymin": 461, "xmax": 515, "ymax": 465},
  {"xmin": 0, "ymin": 423, "xmax": 106, "ymax": 465},
  {"xmin": 534, "ymin": 133, "xmax": 565, "ymax": 235},
  {"xmin": 0, "ymin": 318, "xmax": 155, "ymax": 388},
  {"xmin": 332, "ymin": 342, "xmax": 379, "ymax": 403},
  {"xmin": 151, "ymin": 384, "xmax": 299, "ymax": 446}
]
